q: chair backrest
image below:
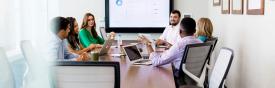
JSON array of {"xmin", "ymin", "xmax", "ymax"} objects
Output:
[
  {"xmin": 21, "ymin": 40, "xmax": 52, "ymax": 88},
  {"xmin": 206, "ymin": 37, "xmax": 218, "ymax": 51},
  {"xmin": 205, "ymin": 37, "xmax": 218, "ymax": 65},
  {"xmin": 20, "ymin": 40, "xmax": 39, "ymax": 74},
  {"xmin": 55, "ymin": 61, "xmax": 120, "ymax": 88},
  {"xmin": 209, "ymin": 47, "xmax": 234, "ymax": 88},
  {"xmin": 0, "ymin": 47, "xmax": 15, "ymax": 88},
  {"xmin": 179, "ymin": 43, "xmax": 213, "ymax": 78}
]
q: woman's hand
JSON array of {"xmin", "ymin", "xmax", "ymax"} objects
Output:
[
  {"xmin": 76, "ymin": 52, "xmax": 90, "ymax": 61},
  {"xmin": 110, "ymin": 32, "xmax": 116, "ymax": 37},
  {"xmin": 88, "ymin": 44, "xmax": 96, "ymax": 50},
  {"xmin": 108, "ymin": 32, "xmax": 116, "ymax": 40},
  {"xmin": 95, "ymin": 44, "xmax": 102, "ymax": 48}
]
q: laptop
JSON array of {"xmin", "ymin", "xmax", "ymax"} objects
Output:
[
  {"xmin": 122, "ymin": 45, "xmax": 152, "ymax": 65},
  {"xmin": 98, "ymin": 36, "xmax": 114, "ymax": 56},
  {"xmin": 99, "ymin": 27, "xmax": 107, "ymax": 40}
]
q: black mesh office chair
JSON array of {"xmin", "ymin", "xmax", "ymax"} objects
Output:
[
  {"xmin": 180, "ymin": 47, "xmax": 234, "ymax": 88},
  {"xmin": 177, "ymin": 42, "xmax": 213, "ymax": 87},
  {"xmin": 206, "ymin": 37, "xmax": 218, "ymax": 51},
  {"xmin": 204, "ymin": 37, "xmax": 218, "ymax": 87}
]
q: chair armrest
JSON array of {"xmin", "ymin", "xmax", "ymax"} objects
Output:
[
  {"xmin": 182, "ymin": 64, "xmax": 200, "ymax": 82},
  {"xmin": 182, "ymin": 64, "xmax": 207, "ymax": 87}
]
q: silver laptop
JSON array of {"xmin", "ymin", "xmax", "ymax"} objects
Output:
[
  {"xmin": 99, "ymin": 27, "xmax": 107, "ymax": 40},
  {"xmin": 122, "ymin": 45, "xmax": 152, "ymax": 65},
  {"xmin": 99, "ymin": 37, "xmax": 114, "ymax": 56}
]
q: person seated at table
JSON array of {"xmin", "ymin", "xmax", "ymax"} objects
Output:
[
  {"xmin": 66, "ymin": 17, "xmax": 100, "ymax": 55},
  {"xmin": 139, "ymin": 17, "xmax": 202, "ymax": 73},
  {"xmin": 49, "ymin": 16, "xmax": 89, "ymax": 61},
  {"xmin": 79, "ymin": 13, "xmax": 105, "ymax": 48},
  {"xmin": 155, "ymin": 10, "xmax": 182, "ymax": 48},
  {"xmin": 195, "ymin": 18, "xmax": 213, "ymax": 42}
]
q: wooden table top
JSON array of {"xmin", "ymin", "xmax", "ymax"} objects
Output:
[{"xmin": 95, "ymin": 40, "xmax": 176, "ymax": 88}]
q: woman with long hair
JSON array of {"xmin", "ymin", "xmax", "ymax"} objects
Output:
[
  {"xmin": 66, "ymin": 17, "xmax": 96, "ymax": 54},
  {"xmin": 79, "ymin": 13, "xmax": 105, "ymax": 48}
]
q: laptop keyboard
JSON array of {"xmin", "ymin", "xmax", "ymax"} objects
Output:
[
  {"xmin": 143, "ymin": 56, "xmax": 149, "ymax": 59},
  {"xmin": 135, "ymin": 59, "xmax": 151, "ymax": 63}
]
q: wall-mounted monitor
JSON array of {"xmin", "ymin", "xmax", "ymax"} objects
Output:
[{"xmin": 105, "ymin": 0, "xmax": 173, "ymax": 33}]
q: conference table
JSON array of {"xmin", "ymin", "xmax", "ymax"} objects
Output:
[{"xmin": 96, "ymin": 40, "xmax": 176, "ymax": 88}]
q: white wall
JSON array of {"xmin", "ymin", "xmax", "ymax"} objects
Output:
[
  {"xmin": 208, "ymin": 0, "xmax": 275, "ymax": 88},
  {"xmin": 58, "ymin": 0, "xmax": 105, "ymax": 30},
  {"xmin": 174, "ymin": 0, "xmax": 275, "ymax": 87},
  {"xmin": 174, "ymin": 0, "xmax": 209, "ymax": 20}
]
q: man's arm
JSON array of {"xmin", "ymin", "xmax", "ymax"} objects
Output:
[
  {"xmin": 157, "ymin": 26, "xmax": 169, "ymax": 46},
  {"xmin": 145, "ymin": 42, "xmax": 154, "ymax": 54},
  {"xmin": 155, "ymin": 39, "xmax": 166, "ymax": 46}
]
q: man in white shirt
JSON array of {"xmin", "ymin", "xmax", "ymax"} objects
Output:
[
  {"xmin": 49, "ymin": 17, "xmax": 89, "ymax": 61},
  {"xmin": 140, "ymin": 17, "xmax": 202, "ymax": 87},
  {"xmin": 156, "ymin": 10, "xmax": 182, "ymax": 47},
  {"xmin": 140, "ymin": 17, "xmax": 202, "ymax": 72}
]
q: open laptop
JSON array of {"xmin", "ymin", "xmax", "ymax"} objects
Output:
[
  {"xmin": 98, "ymin": 37, "xmax": 114, "ymax": 56},
  {"xmin": 122, "ymin": 45, "xmax": 152, "ymax": 65},
  {"xmin": 99, "ymin": 27, "xmax": 107, "ymax": 40}
]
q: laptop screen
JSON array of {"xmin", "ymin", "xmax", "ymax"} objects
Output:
[{"xmin": 123, "ymin": 45, "xmax": 142, "ymax": 61}]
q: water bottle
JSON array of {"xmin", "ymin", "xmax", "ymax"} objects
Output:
[
  {"xmin": 117, "ymin": 34, "xmax": 124, "ymax": 54},
  {"xmin": 117, "ymin": 34, "xmax": 121, "ymax": 47}
]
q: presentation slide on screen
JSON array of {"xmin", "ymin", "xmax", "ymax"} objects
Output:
[{"xmin": 109, "ymin": 0, "xmax": 170, "ymax": 28}]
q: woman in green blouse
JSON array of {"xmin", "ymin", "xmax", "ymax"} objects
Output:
[{"xmin": 79, "ymin": 13, "xmax": 104, "ymax": 48}]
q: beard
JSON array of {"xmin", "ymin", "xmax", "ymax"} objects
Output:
[{"xmin": 170, "ymin": 21, "xmax": 179, "ymax": 26}]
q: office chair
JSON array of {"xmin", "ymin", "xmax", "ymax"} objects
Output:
[
  {"xmin": 204, "ymin": 37, "xmax": 218, "ymax": 86},
  {"xmin": 0, "ymin": 47, "xmax": 15, "ymax": 88},
  {"xmin": 20, "ymin": 40, "xmax": 51, "ymax": 88},
  {"xmin": 206, "ymin": 37, "xmax": 218, "ymax": 51},
  {"xmin": 178, "ymin": 42, "xmax": 213, "ymax": 88},
  {"xmin": 55, "ymin": 61, "xmax": 120, "ymax": 88},
  {"xmin": 208, "ymin": 47, "xmax": 234, "ymax": 88},
  {"xmin": 180, "ymin": 47, "xmax": 234, "ymax": 88}
]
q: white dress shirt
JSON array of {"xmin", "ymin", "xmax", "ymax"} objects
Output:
[
  {"xmin": 49, "ymin": 35, "xmax": 78, "ymax": 61},
  {"xmin": 159, "ymin": 23, "xmax": 181, "ymax": 45},
  {"xmin": 150, "ymin": 36, "xmax": 202, "ymax": 70}
]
